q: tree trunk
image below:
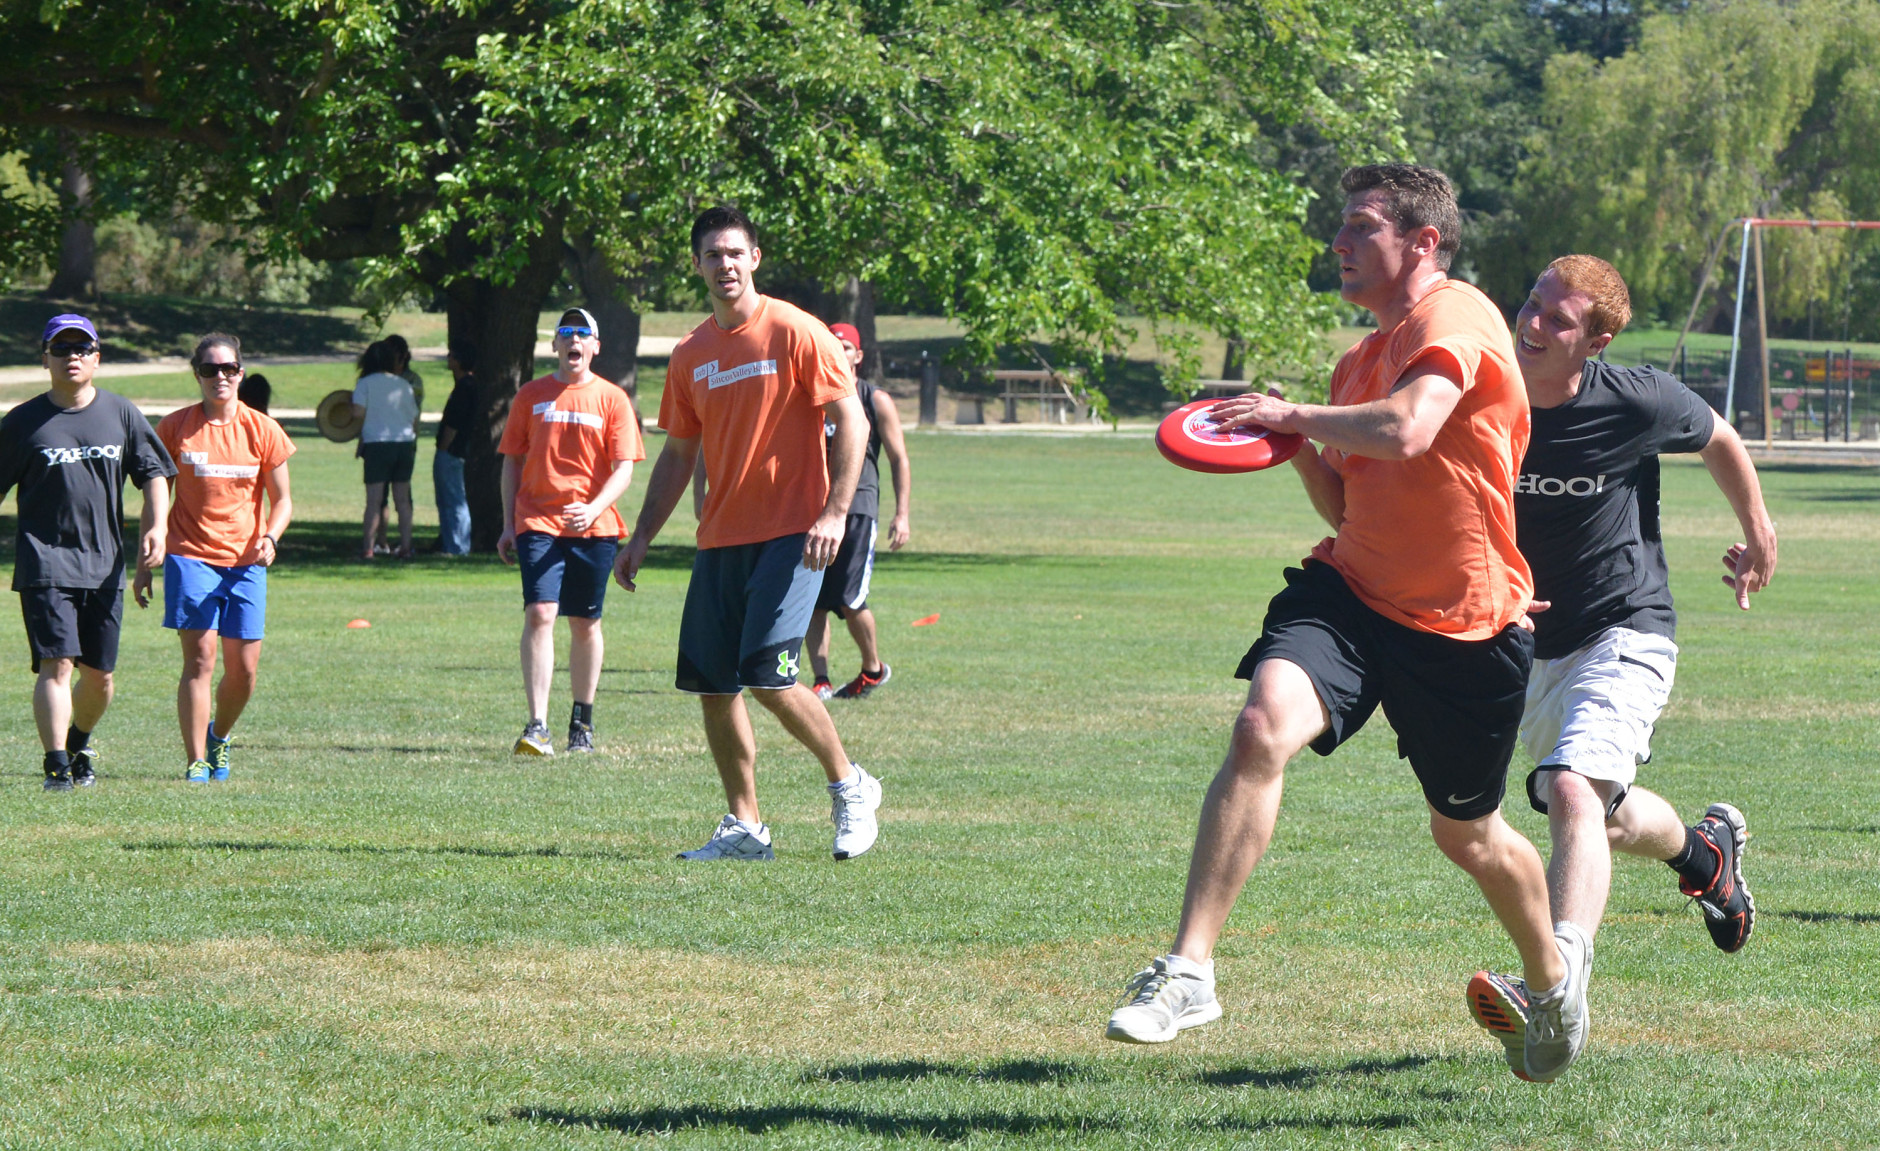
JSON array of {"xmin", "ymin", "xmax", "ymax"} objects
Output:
[
  {"xmin": 764, "ymin": 272, "xmax": 881, "ymax": 381},
  {"xmin": 46, "ymin": 156, "xmax": 95, "ymax": 299},
  {"xmin": 427, "ymin": 220, "xmax": 568, "ymax": 552},
  {"xmin": 851, "ymin": 278, "xmax": 882, "ymax": 384},
  {"xmin": 566, "ymin": 233, "xmax": 643, "ymax": 398},
  {"xmin": 1220, "ymin": 337, "xmax": 1247, "ymax": 381}
]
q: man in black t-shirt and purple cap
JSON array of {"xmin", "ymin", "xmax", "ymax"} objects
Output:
[
  {"xmin": 1466, "ymin": 256, "xmax": 1777, "ymax": 1076},
  {"xmin": 0, "ymin": 314, "xmax": 175, "ymax": 790}
]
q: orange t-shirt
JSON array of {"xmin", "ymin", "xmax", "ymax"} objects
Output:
[
  {"xmin": 156, "ymin": 402, "xmax": 297, "ymax": 568},
  {"xmin": 661, "ymin": 296, "xmax": 856, "ymax": 549},
  {"xmin": 498, "ymin": 373, "xmax": 644, "ymax": 537},
  {"xmin": 1308, "ymin": 278, "xmax": 1533, "ymax": 639}
]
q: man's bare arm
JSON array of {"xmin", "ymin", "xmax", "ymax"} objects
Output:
[
  {"xmin": 615, "ymin": 435, "xmax": 701, "ymax": 590},
  {"xmin": 872, "ymin": 389, "xmax": 912, "ymax": 549},
  {"xmin": 1288, "ymin": 442, "xmax": 1346, "ymax": 529},
  {"xmin": 1208, "ymin": 363, "xmax": 1465, "ymax": 461},
  {"xmin": 1696, "ymin": 411, "xmax": 1777, "ymax": 609}
]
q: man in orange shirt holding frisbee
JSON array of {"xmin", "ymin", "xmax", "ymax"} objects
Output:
[
  {"xmin": 1105, "ymin": 165, "xmax": 1585, "ymax": 1083},
  {"xmin": 616, "ymin": 206, "xmax": 882, "ymax": 862},
  {"xmin": 498, "ymin": 307, "xmax": 644, "ymax": 756},
  {"xmin": 137, "ymin": 333, "xmax": 294, "ymax": 783}
]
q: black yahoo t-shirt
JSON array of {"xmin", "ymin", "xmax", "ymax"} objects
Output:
[
  {"xmin": 1516, "ymin": 360, "xmax": 1716, "ymax": 660},
  {"xmin": 0, "ymin": 390, "xmax": 177, "ymax": 591}
]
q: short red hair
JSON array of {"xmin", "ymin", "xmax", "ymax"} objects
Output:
[{"xmin": 1545, "ymin": 255, "xmax": 1632, "ymax": 338}]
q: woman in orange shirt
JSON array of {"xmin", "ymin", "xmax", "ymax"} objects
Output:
[{"xmin": 135, "ymin": 334, "xmax": 295, "ymax": 782}]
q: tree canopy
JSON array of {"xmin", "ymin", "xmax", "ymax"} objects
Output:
[{"xmin": 0, "ymin": 0, "xmax": 1423, "ymax": 541}]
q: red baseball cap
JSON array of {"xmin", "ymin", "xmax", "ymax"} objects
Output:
[{"xmin": 828, "ymin": 323, "xmax": 862, "ymax": 350}]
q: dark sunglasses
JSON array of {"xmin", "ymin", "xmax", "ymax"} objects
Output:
[
  {"xmin": 47, "ymin": 340, "xmax": 99, "ymax": 357},
  {"xmin": 555, "ymin": 326, "xmax": 594, "ymax": 340},
  {"xmin": 195, "ymin": 361, "xmax": 242, "ymax": 377}
]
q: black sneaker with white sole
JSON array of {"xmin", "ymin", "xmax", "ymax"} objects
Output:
[{"xmin": 1683, "ymin": 802, "xmax": 1754, "ymax": 953}]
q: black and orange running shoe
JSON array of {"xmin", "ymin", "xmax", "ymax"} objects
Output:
[
  {"xmin": 1683, "ymin": 802, "xmax": 1754, "ymax": 953},
  {"xmin": 1467, "ymin": 970, "xmax": 1531, "ymax": 1078},
  {"xmin": 812, "ymin": 678, "xmax": 835, "ymax": 701},
  {"xmin": 832, "ymin": 664, "xmax": 892, "ymax": 700}
]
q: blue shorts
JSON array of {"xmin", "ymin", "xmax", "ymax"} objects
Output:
[
  {"xmin": 677, "ymin": 533, "xmax": 821, "ymax": 694},
  {"xmin": 163, "ymin": 555, "xmax": 268, "ymax": 640},
  {"xmin": 518, "ymin": 531, "xmax": 618, "ymax": 619}
]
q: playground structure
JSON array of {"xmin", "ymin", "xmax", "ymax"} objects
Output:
[{"xmin": 1670, "ymin": 217, "xmax": 1880, "ymax": 446}]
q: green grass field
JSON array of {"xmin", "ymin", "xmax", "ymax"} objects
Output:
[{"xmin": 1, "ymin": 428, "xmax": 1876, "ymax": 1148}]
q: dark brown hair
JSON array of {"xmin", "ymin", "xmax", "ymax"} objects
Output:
[
  {"xmin": 190, "ymin": 332, "xmax": 241, "ymax": 370},
  {"xmin": 1340, "ymin": 164, "xmax": 1462, "ymax": 270}
]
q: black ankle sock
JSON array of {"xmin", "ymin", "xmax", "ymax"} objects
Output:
[
  {"xmin": 43, "ymin": 749, "xmax": 70, "ymax": 774},
  {"xmin": 65, "ymin": 726, "xmax": 90, "ymax": 754},
  {"xmin": 571, "ymin": 701, "xmax": 594, "ymax": 729},
  {"xmin": 1667, "ymin": 826, "xmax": 1718, "ymax": 887},
  {"xmin": 861, "ymin": 666, "xmax": 883, "ymax": 677}
]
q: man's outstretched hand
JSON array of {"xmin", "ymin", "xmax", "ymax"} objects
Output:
[{"xmin": 1721, "ymin": 540, "xmax": 1775, "ymax": 610}]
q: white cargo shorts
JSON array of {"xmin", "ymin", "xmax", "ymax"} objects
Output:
[{"xmin": 1521, "ymin": 626, "xmax": 1678, "ymax": 815}]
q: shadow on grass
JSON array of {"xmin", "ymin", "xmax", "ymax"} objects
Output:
[
  {"xmin": 0, "ymin": 292, "xmax": 369, "ymax": 364},
  {"xmin": 807, "ymin": 1058, "xmax": 1090, "ymax": 1085},
  {"xmin": 0, "ymin": 517, "xmax": 1051, "ymax": 576},
  {"xmin": 503, "ymin": 1100, "xmax": 1421, "ymax": 1139},
  {"xmin": 503, "ymin": 1104, "xmax": 1117, "ymax": 1140},
  {"xmin": 122, "ymin": 838, "xmax": 634, "ymax": 862},
  {"xmin": 1193, "ymin": 1053, "xmax": 1440, "ymax": 1090},
  {"xmin": 1774, "ymin": 910, "xmax": 1880, "ymax": 925}
]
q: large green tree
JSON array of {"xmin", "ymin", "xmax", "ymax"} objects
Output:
[
  {"xmin": 1511, "ymin": 0, "xmax": 1880, "ymax": 334},
  {"xmin": 0, "ymin": 0, "xmax": 1420, "ymax": 543}
]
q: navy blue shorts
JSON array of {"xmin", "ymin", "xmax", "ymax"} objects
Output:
[
  {"xmin": 518, "ymin": 532, "xmax": 619, "ymax": 619},
  {"xmin": 1238, "ymin": 562, "xmax": 1534, "ymax": 823},
  {"xmin": 677, "ymin": 533, "xmax": 821, "ymax": 694}
]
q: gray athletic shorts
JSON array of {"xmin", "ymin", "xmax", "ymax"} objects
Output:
[{"xmin": 676, "ymin": 533, "xmax": 820, "ymax": 695}]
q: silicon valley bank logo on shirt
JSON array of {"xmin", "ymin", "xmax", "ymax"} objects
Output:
[
  {"xmin": 692, "ymin": 358, "xmax": 779, "ymax": 390},
  {"xmin": 180, "ymin": 452, "xmax": 258, "ymax": 479},
  {"xmin": 1515, "ymin": 473, "xmax": 1607, "ymax": 497},
  {"xmin": 532, "ymin": 401, "xmax": 602, "ymax": 429},
  {"xmin": 40, "ymin": 444, "xmax": 121, "ymax": 465}
]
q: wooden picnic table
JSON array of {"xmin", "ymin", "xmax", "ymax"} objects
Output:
[{"xmin": 992, "ymin": 369, "xmax": 1087, "ymax": 423}]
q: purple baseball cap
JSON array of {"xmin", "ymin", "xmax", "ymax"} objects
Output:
[{"xmin": 42, "ymin": 314, "xmax": 99, "ymax": 346}]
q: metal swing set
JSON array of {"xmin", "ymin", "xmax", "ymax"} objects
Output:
[{"xmin": 1669, "ymin": 216, "xmax": 1880, "ymax": 447}]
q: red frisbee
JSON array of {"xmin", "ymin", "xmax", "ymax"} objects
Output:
[{"xmin": 1156, "ymin": 399, "xmax": 1304, "ymax": 474}]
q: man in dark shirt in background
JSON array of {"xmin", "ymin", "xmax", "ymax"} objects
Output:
[
  {"xmin": 433, "ymin": 341, "xmax": 478, "ymax": 556},
  {"xmin": 806, "ymin": 322, "xmax": 912, "ymax": 701},
  {"xmin": 1467, "ymin": 256, "xmax": 1776, "ymax": 1070},
  {"xmin": 0, "ymin": 314, "xmax": 175, "ymax": 790}
]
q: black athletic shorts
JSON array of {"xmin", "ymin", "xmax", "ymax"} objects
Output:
[
  {"xmin": 21, "ymin": 585, "xmax": 124, "ymax": 674},
  {"xmin": 815, "ymin": 514, "xmax": 878, "ymax": 617},
  {"xmin": 360, "ymin": 440, "xmax": 417, "ymax": 485},
  {"xmin": 1237, "ymin": 562, "xmax": 1534, "ymax": 822}
]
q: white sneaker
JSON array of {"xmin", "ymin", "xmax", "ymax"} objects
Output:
[
  {"xmin": 677, "ymin": 815, "xmax": 775, "ymax": 861},
  {"xmin": 1525, "ymin": 922, "xmax": 1593, "ymax": 1082},
  {"xmin": 830, "ymin": 765, "xmax": 882, "ymax": 860},
  {"xmin": 1105, "ymin": 956, "xmax": 1222, "ymax": 1043}
]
